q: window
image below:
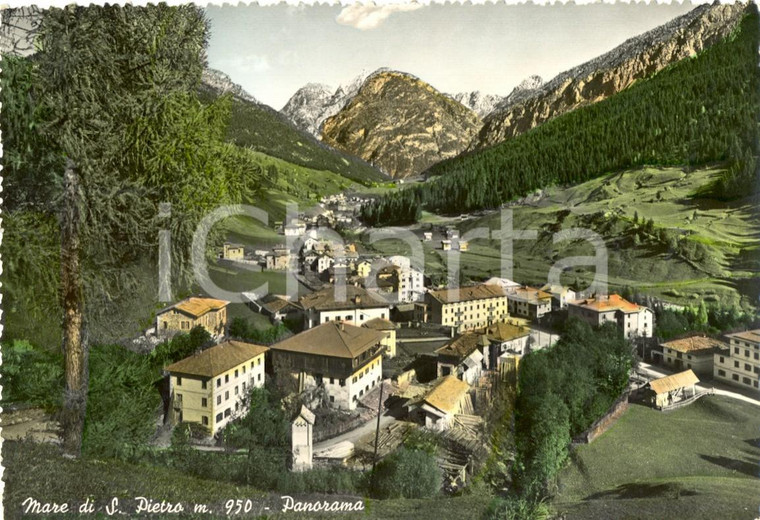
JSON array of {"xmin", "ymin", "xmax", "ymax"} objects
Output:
[
  {"xmin": 201, "ymin": 398, "xmax": 207, "ymax": 408},
  {"xmin": 242, "ymin": 382, "xmax": 246, "ymax": 391},
  {"xmin": 352, "ymin": 395, "xmax": 357, "ymax": 402},
  {"xmin": 225, "ymin": 374, "xmax": 229, "ymax": 383},
  {"xmin": 216, "ymin": 413, "xmax": 223, "ymax": 422},
  {"xmin": 746, "ymin": 364, "xmax": 752, "ymax": 371},
  {"xmin": 746, "ymin": 350, "xmax": 751, "ymax": 357},
  {"xmin": 202, "ymin": 380, "xmax": 207, "ymax": 389},
  {"xmin": 235, "ymin": 369, "xmax": 239, "ymax": 378},
  {"xmin": 735, "ymin": 361, "xmax": 740, "ymax": 368},
  {"xmin": 734, "ymin": 347, "xmax": 740, "ymax": 354},
  {"xmin": 330, "ymin": 396, "xmax": 335, "ymax": 403},
  {"xmin": 340, "ymin": 379, "xmax": 346, "ymax": 387},
  {"xmin": 235, "ymin": 386, "xmax": 239, "ymax": 395},
  {"xmin": 743, "ymin": 377, "xmax": 751, "ymax": 385},
  {"xmin": 250, "ymin": 362, "xmax": 254, "ymax": 370},
  {"xmin": 216, "ymin": 395, "xmax": 221, "ymax": 405},
  {"xmin": 755, "ymin": 353, "xmax": 759, "ymax": 360},
  {"xmin": 719, "ymin": 356, "xmax": 725, "ymax": 363},
  {"xmin": 330, "ymin": 377, "xmax": 334, "ymax": 385},
  {"xmin": 352, "ymin": 376, "xmax": 357, "ymax": 383},
  {"xmin": 217, "ymin": 378, "xmax": 221, "ymax": 388},
  {"xmin": 258, "ymin": 358, "xmax": 262, "ymax": 366},
  {"xmin": 718, "ymin": 370, "xmax": 726, "ymax": 377},
  {"xmin": 258, "ymin": 374, "xmax": 262, "ymax": 381},
  {"xmin": 224, "ymin": 408, "xmax": 231, "ymax": 417},
  {"xmin": 176, "ymin": 377, "xmax": 182, "ymax": 386},
  {"xmin": 225, "ymin": 391, "xmax": 229, "ymax": 400},
  {"xmin": 345, "ymin": 315, "xmax": 352, "ymax": 320},
  {"xmin": 176, "ymin": 393, "xmax": 183, "ymax": 402},
  {"xmin": 733, "ymin": 374, "xmax": 740, "ymax": 381},
  {"xmin": 242, "ymin": 365, "xmax": 246, "ymax": 374},
  {"xmin": 202, "ymin": 416, "xmax": 208, "ymax": 426}
]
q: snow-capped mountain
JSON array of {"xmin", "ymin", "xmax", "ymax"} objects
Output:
[
  {"xmin": 201, "ymin": 68, "xmax": 258, "ymax": 104},
  {"xmin": 281, "ymin": 69, "xmax": 390, "ymax": 138},
  {"xmin": 451, "ymin": 91, "xmax": 505, "ymax": 119}
]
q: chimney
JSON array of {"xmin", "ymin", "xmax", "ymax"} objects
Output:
[
  {"xmin": 354, "ymin": 295, "xmax": 361, "ymax": 305},
  {"xmin": 340, "ymin": 322, "xmax": 345, "ymax": 331}
]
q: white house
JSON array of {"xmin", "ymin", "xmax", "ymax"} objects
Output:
[
  {"xmin": 299, "ymin": 285, "xmax": 391, "ymax": 329},
  {"xmin": 270, "ymin": 321, "xmax": 385, "ymax": 410},
  {"xmin": 568, "ymin": 294, "xmax": 654, "ymax": 339}
]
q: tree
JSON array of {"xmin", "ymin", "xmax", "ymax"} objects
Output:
[{"xmin": 11, "ymin": 5, "xmax": 263, "ymax": 457}]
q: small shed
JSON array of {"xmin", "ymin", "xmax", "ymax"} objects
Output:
[{"xmin": 647, "ymin": 369, "xmax": 700, "ymax": 409}]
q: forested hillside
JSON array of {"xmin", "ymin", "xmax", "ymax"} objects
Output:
[
  {"xmin": 361, "ymin": 6, "xmax": 759, "ymax": 225},
  {"xmin": 199, "ymin": 87, "xmax": 388, "ymax": 185}
]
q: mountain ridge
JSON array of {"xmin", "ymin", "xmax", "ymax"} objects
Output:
[{"xmin": 471, "ymin": 2, "xmax": 748, "ymax": 150}]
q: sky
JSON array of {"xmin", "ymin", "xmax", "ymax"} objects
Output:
[{"xmin": 205, "ymin": 2, "xmax": 697, "ymax": 110}]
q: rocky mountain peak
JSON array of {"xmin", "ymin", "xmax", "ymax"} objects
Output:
[
  {"xmin": 320, "ymin": 70, "xmax": 482, "ymax": 179},
  {"xmin": 201, "ymin": 68, "xmax": 258, "ymax": 104},
  {"xmin": 471, "ymin": 2, "xmax": 748, "ymax": 150}
]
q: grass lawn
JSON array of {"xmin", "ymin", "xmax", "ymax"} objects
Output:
[
  {"xmin": 3, "ymin": 441, "xmax": 490, "ymax": 520},
  {"xmin": 553, "ymin": 396, "xmax": 760, "ymax": 519}
]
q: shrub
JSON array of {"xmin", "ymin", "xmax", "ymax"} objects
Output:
[
  {"xmin": 0, "ymin": 340, "xmax": 63, "ymax": 410},
  {"xmin": 371, "ymin": 447, "xmax": 441, "ymax": 499}
]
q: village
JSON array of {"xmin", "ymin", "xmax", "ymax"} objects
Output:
[{"xmin": 148, "ymin": 194, "xmax": 760, "ymax": 492}]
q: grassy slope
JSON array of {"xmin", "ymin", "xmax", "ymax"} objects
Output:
[
  {"xmin": 453, "ymin": 165, "xmax": 757, "ymax": 307},
  {"xmin": 364, "ymin": 165, "xmax": 758, "ymax": 307},
  {"xmin": 3, "ymin": 441, "xmax": 488, "ymax": 520},
  {"xmin": 554, "ymin": 396, "xmax": 760, "ymax": 519}
]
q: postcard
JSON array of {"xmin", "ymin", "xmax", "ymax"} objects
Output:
[{"xmin": 1, "ymin": 2, "xmax": 759, "ymax": 519}]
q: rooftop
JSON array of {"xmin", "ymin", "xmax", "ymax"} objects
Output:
[
  {"xmin": 508, "ymin": 286, "xmax": 552, "ymax": 303},
  {"xmin": 427, "ymin": 284, "xmax": 506, "ymax": 304},
  {"xmin": 299, "ymin": 285, "xmax": 388, "ymax": 311},
  {"xmin": 661, "ymin": 335, "xmax": 727, "ymax": 353},
  {"xmin": 270, "ymin": 321, "xmax": 384, "ymax": 359},
  {"xmin": 363, "ymin": 317, "xmax": 396, "ymax": 331},
  {"xmin": 420, "ymin": 376, "xmax": 470, "ymax": 414},
  {"xmin": 160, "ymin": 297, "xmax": 229, "ymax": 319},
  {"xmin": 569, "ymin": 293, "xmax": 645, "ymax": 313},
  {"xmin": 726, "ymin": 329, "xmax": 760, "ymax": 344},
  {"xmin": 481, "ymin": 321, "xmax": 530, "ymax": 342},
  {"xmin": 166, "ymin": 340, "xmax": 268, "ymax": 378},
  {"xmin": 436, "ymin": 332, "xmax": 488, "ymax": 360},
  {"xmin": 649, "ymin": 369, "xmax": 700, "ymax": 395}
]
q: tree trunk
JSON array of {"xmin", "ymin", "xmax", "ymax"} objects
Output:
[{"xmin": 60, "ymin": 159, "xmax": 88, "ymax": 458}]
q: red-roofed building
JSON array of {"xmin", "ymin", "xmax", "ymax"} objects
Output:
[{"xmin": 568, "ymin": 294, "xmax": 653, "ymax": 338}]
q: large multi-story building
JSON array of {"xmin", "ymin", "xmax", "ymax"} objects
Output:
[
  {"xmin": 425, "ymin": 284, "xmax": 509, "ymax": 331},
  {"xmin": 506, "ymin": 286, "xmax": 553, "ymax": 320},
  {"xmin": 387, "ymin": 255, "xmax": 426, "ymax": 303},
  {"xmin": 568, "ymin": 294, "xmax": 654, "ymax": 339},
  {"xmin": 269, "ymin": 321, "xmax": 385, "ymax": 410},
  {"xmin": 299, "ymin": 285, "xmax": 390, "ymax": 329},
  {"xmin": 166, "ymin": 340, "xmax": 268, "ymax": 436},
  {"xmin": 156, "ymin": 297, "xmax": 229, "ymax": 337},
  {"xmin": 660, "ymin": 335, "xmax": 726, "ymax": 377},
  {"xmin": 714, "ymin": 329, "xmax": 760, "ymax": 390}
]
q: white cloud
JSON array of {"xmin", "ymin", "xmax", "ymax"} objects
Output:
[{"xmin": 336, "ymin": 3, "xmax": 424, "ymax": 31}]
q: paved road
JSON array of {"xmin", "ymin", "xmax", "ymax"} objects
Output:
[
  {"xmin": 637, "ymin": 361, "xmax": 760, "ymax": 408},
  {"xmin": 313, "ymin": 412, "xmax": 396, "ymax": 452}
]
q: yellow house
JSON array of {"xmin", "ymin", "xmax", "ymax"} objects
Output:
[
  {"xmin": 166, "ymin": 340, "xmax": 269, "ymax": 436},
  {"xmin": 156, "ymin": 297, "xmax": 229, "ymax": 337},
  {"xmin": 362, "ymin": 317, "xmax": 397, "ymax": 358},
  {"xmin": 222, "ymin": 242, "xmax": 245, "ymax": 260}
]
